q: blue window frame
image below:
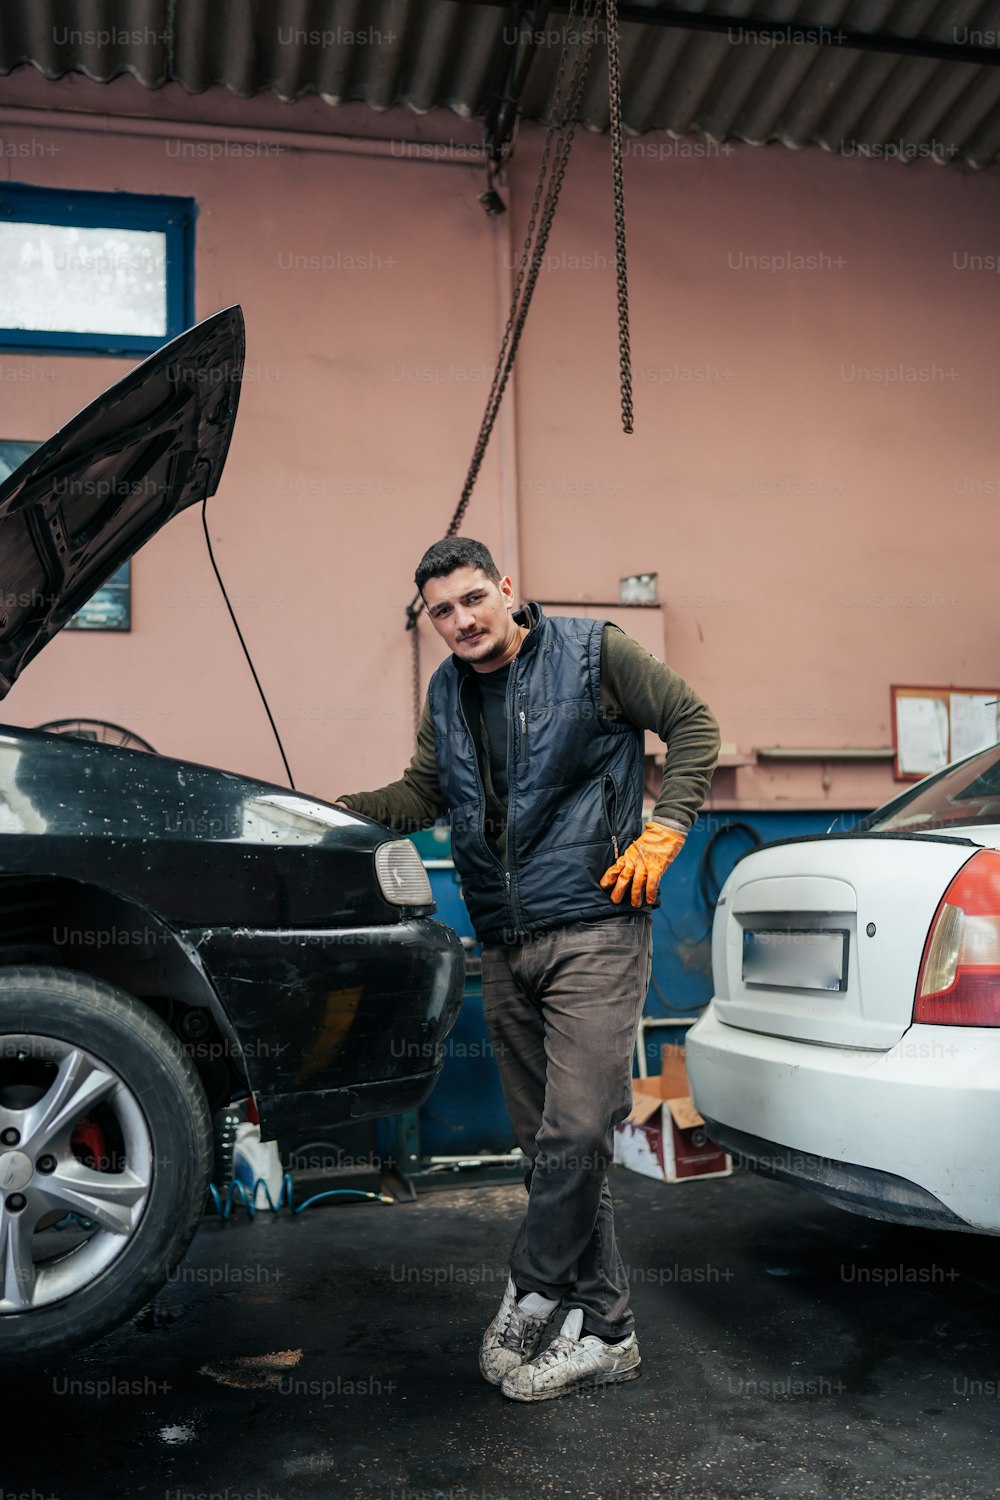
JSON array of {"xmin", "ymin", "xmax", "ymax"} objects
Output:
[{"xmin": 0, "ymin": 184, "xmax": 195, "ymax": 357}]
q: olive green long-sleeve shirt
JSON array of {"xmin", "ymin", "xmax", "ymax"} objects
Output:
[{"xmin": 337, "ymin": 623, "xmax": 720, "ymax": 840}]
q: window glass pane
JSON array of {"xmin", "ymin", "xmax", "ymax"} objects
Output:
[
  {"xmin": 0, "ymin": 440, "xmax": 39, "ymax": 484},
  {"xmin": 64, "ymin": 561, "xmax": 131, "ymax": 632},
  {"xmin": 869, "ymin": 746, "xmax": 1000, "ymax": 831},
  {"xmin": 0, "ymin": 223, "xmax": 167, "ymax": 337},
  {"xmin": 0, "ymin": 440, "xmax": 131, "ymax": 629}
]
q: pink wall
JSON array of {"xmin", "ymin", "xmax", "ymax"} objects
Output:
[{"xmin": 0, "ymin": 72, "xmax": 997, "ymax": 814}]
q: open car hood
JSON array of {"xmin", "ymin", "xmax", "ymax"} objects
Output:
[{"xmin": 0, "ymin": 305, "xmax": 244, "ymax": 697}]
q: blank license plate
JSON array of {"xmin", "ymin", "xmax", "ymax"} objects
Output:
[{"xmin": 742, "ymin": 928, "xmax": 848, "ymax": 992}]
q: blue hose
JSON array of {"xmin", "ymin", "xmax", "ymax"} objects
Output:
[
  {"xmin": 207, "ymin": 1172, "xmax": 388, "ymax": 1221},
  {"xmin": 52, "ymin": 1174, "xmax": 388, "ymax": 1231}
]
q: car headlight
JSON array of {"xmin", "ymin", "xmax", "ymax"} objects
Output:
[{"xmin": 375, "ymin": 839, "xmax": 433, "ymax": 907}]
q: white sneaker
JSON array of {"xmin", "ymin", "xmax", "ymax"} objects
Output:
[
  {"xmin": 479, "ymin": 1277, "xmax": 558, "ymax": 1386},
  {"xmin": 500, "ymin": 1308, "xmax": 641, "ymax": 1402}
]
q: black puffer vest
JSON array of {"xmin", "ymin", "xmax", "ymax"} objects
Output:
[{"xmin": 427, "ymin": 603, "xmax": 646, "ymax": 942}]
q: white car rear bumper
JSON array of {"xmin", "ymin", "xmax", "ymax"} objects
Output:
[{"xmin": 685, "ymin": 1007, "xmax": 1000, "ymax": 1233}]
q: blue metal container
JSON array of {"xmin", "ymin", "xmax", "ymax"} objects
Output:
[{"xmin": 409, "ymin": 827, "xmax": 512, "ymax": 1154}]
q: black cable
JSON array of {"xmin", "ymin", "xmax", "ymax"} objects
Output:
[
  {"xmin": 699, "ymin": 820, "xmax": 761, "ymax": 915},
  {"xmin": 650, "ymin": 972, "xmax": 706, "ymax": 1016},
  {"xmin": 659, "ymin": 819, "xmax": 763, "ymax": 950},
  {"xmin": 200, "ymin": 498, "xmax": 296, "ymax": 790},
  {"xmin": 646, "ymin": 819, "xmax": 765, "ymax": 1017}
]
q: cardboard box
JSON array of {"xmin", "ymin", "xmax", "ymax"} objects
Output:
[{"xmin": 613, "ymin": 1045, "xmax": 732, "ymax": 1184}]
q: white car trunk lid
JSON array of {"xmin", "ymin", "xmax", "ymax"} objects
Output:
[{"xmin": 712, "ymin": 835, "xmax": 980, "ymax": 1048}]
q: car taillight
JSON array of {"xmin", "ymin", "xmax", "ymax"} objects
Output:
[
  {"xmin": 375, "ymin": 839, "xmax": 433, "ymax": 907},
  {"xmin": 914, "ymin": 849, "xmax": 1000, "ymax": 1025}
]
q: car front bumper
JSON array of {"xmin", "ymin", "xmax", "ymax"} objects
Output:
[
  {"xmin": 686, "ymin": 1006, "xmax": 1000, "ymax": 1233},
  {"xmin": 188, "ymin": 917, "xmax": 465, "ymax": 1140}
]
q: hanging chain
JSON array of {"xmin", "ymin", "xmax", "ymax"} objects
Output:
[
  {"xmin": 606, "ymin": 0, "xmax": 634, "ymax": 435},
  {"xmin": 407, "ymin": 597, "xmax": 424, "ymax": 748},
  {"xmin": 405, "ymin": 0, "xmax": 635, "ymax": 736},
  {"xmin": 448, "ymin": 0, "xmax": 598, "ymax": 539},
  {"xmin": 406, "ymin": 0, "xmax": 600, "ymax": 740}
]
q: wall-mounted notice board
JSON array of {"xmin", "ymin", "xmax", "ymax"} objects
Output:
[{"xmin": 891, "ymin": 685, "xmax": 1000, "ymax": 781}]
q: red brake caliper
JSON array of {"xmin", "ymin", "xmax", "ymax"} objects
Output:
[{"xmin": 70, "ymin": 1115, "xmax": 107, "ymax": 1170}]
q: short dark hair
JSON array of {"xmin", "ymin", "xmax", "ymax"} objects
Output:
[{"xmin": 415, "ymin": 537, "xmax": 501, "ymax": 595}]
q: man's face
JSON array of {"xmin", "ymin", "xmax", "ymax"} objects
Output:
[{"xmin": 422, "ymin": 566, "xmax": 518, "ymax": 668}]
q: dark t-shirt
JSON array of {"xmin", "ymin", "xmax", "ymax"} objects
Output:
[{"xmin": 474, "ymin": 662, "xmax": 511, "ymax": 806}]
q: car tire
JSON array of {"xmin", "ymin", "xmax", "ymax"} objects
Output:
[{"xmin": 0, "ymin": 966, "xmax": 213, "ymax": 1363}]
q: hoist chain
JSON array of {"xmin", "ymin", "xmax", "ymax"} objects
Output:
[
  {"xmin": 449, "ymin": 0, "xmax": 599, "ymax": 542},
  {"xmin": 407, "ymin": 0, "xmax": 600, "ymax": 740},
  {"xmin": 406, "ymin": 0, "xmax": 633, "ymax": 741},
  {"xmin": 606, "ymin": 0, "xmax": 634, "ymax": 435},
  {"xmin": 407, "ymin": 597, "xmax": 424, "ymax": 746}
]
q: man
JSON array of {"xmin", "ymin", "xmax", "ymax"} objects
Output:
[{"xmin": 336, "ymin": 537, "xmax": 719, "ymax": 1402}]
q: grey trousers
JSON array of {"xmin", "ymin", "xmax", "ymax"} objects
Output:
[{"xmin": 481, "ymin": 913, "xmax": 653, "ymax": 1341}]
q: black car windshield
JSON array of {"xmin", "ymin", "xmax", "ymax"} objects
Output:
[{"xmin": 864, "ymin": 744, "xmax": 1000, "ymax": 832}]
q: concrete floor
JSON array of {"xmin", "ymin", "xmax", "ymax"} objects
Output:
[{"xmin": 8, "ymin": 1166, "xmax": 1000, "ymax": 1500}]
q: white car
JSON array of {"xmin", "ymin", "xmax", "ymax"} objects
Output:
[{"xmin": 686, "ymin": 743, "xmax": 1000, "ymax": 1234}]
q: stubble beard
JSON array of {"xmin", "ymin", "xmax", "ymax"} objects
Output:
[
  {"xmin": 460, "ymin": 634, "xmax": 502, "ymax": 664},
  {"xmin": 459, "ymin": 617, "xmax": 516, "ymax": 667}
]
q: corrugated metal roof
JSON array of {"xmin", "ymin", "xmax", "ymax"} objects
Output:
[{"xmin": 0, "ymin": 0, "xmax": 998, "ymax": 167}]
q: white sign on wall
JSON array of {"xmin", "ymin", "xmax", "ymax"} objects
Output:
[{"xmin": 892, "ymin": 685, "xmax": 1000, "ymax": 780}]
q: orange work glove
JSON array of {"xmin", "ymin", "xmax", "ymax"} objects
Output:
[{"xmin": 599, "ymin": 822, "xmax": 686, "ymax": 908}]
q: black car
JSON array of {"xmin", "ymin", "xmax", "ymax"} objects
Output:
[{"xmin": 0, "ymin": 307, "xmax": 465, "ymax": 1361}]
